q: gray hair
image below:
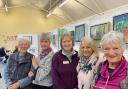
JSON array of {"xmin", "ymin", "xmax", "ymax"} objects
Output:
[
  {"xmin": 18, "ymin": 38, "xmax": 31, "ymax": 47},
  {"xmin": 60, "ymin": 32, "xmax": 74, "ymax": 49},
  {"xmin": 100, "ymin": 31, "xmax": 125, "ymax": 49},
  {"xmin": 40, "ymin": 32, "xmax": 51, "ymax": 42}
]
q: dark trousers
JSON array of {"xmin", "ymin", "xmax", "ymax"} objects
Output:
[{"xmin": 33, "ymin": 84, "xmax": 52, "ymax": 89}]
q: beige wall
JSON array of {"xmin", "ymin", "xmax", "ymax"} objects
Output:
[{"xmin": 0, "ymin": 7, "xmax": 62, "ymax": 50}]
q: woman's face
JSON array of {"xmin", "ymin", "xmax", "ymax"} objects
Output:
[
  {"xmin": 62, "ymin": 36, "xmax": 73, "ymax": 52},
  {"xmin": 18, "ymin": 41, "xmax": 30, "ymax": 53},
  {"xmin": 102, "ymin": 41, "xmax": 124, "ymax": 64},
  {"xmin": 81, "ymin": 42, "xmax": 94, "ymax": 58},
  {"xmin": 40, "ymin": 39, "xmax": 50, "ymax": 51}
]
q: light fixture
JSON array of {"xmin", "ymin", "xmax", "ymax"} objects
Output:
[
  {"xmin": 0, "ymin": 0, "xmax": 3, "ymax": 7},
  {"xmin": 46, "ymin": 12, "xmax": 52, "ymax": 17},
  {"xmin": 59, "ymin": 0, "xmax": 69, "ymax": 7},
  {"xmin": 5, "ymin": 4, "xmax": 8, "ymax": 12}
]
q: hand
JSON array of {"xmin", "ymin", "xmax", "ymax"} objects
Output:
[
  {"xmin": 32, "ymin": 56, "xmax": 38, "ymax": 68},
  {"xmin": 10, "ymin": 82, "xmax": 20, "ymax": 89},
  {"xmin": 7, "ymin": 85, "xmax": 14, "ymax": 89},
  {"xmin": 28, "ymin": 71, "xmax": 34, "ymax": 77}
]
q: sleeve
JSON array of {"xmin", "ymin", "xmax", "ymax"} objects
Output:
[
  {"xmin": 51, "ymin": 54, "xmax": 68, "ymax": 89},
  {"xmin": 4, "ymin": 56, "xmax": 13, "ymax": 87},
  {"xmin": 19, "ymin": 55, "xmax": 37, "ymax": 88}
]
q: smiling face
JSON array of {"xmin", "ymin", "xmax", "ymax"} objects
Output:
[
  {"xmin": 102, "ymin": 41, "xmax": 124, "ymax": 64},
  {"xmin": 18, "ymin": 40, "xmax": 30, "ymax": 54},
  {"xmin": 61, "ymin": 36, "xmax": 73, "ymax": 52},
  {"xmin": 40, "ymin": 39, "xmax": 50, "ymax": 51},
  {"xmin": 81, "ymin": 41, "xmax": 94, "ymax": 58}
]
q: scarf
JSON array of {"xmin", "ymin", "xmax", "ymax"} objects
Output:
[{"xmin": 39, "ymin": 47, "xmax": 52, "ymax": 60}]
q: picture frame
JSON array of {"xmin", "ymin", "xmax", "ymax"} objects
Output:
[
  {"xmin": 113, "ymin": 13, "xmax": 128, "ymax": 43},
  {"xmin": 75, "ymin": 24, "xmax": 85, "ymax": 42},
  {"xmin": 23, "ymin": 36, "xmax": 32, "ymax": 45},
  {"xmin": 90, "ymin": 22, "xmax": 110, "ymax": 40},
  {"xmin": 69, "ymin": 30, "xmax": 74, "ymax": 41}
]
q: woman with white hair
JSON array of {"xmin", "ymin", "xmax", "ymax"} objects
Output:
[
  {"xmin": 77, "ymin": 37, "xmax": 98, "ymax": 89},
  {"xmin": 4, "ymin": 39, "xmax": 34, "ymax": 89},
  {"xmin": 92, "ymin": 31, "xmax": 128, "ymax": 89}
]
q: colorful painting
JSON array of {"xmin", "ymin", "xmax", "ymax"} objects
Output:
[
  {"xmin": 113, "ymin": 13, "xmax": 128, "ymax": 43},
  {"xmin": 75, "ymin": 24, "xmax": 85, "ymax": 42},
  {"xmin": 58, "ymin": 28, "xmax": 67, "ymax": 48},
  {"xmin": 90, "ymin": 23, "xmax": 110, "ymax": 40}
]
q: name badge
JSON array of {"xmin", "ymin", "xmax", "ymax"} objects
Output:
[{"xmin": 63, "ymin": 61, "xmax": 69, "ymax": 64}]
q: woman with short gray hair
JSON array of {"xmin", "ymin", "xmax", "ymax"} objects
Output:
[
  {"xmin": 4, "ymin": 38, "xmax": 34, "ymax": 89},
  {"xmin": 31, "ymin": 32, "xmax": 54, "ymax": 89},
  {"xmin": 92, "ymin": 31, "xmax": 128, "ymax": 89}
]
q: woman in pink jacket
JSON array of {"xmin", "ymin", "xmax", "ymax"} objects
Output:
[{"xmin": 92, "ymin": 31, "xmax": 128, "ymax": 89}]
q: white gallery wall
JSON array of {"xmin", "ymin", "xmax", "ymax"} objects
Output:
[{"xmin": 53, "ymin": 4, "xmax": 128, "ymax": 60}]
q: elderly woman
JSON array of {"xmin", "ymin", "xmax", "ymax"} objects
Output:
[
  {"xmin": 93, "ymin": 31, "xmax": 128, "ymax": 89},
  {"xmin": 51, "ymin": 32, "xmax": 79, "ymax": 89},
  {"xmin": 77, "ymin": 37, "xmax": 98, "ymax": 89},
  {"xmin": 4, "ymin": 39, "xmax": 34, "ymax": 89},
  {"xmin": 32, "ymin": 33, "xmax": 54, "ymax": 89}
]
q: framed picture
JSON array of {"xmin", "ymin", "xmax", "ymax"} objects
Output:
[
  {"xmin": 90, "ymin": 22, "xmax": 110, "ymax": 40},
  {"xmin": 51, "ymin": 34, "xmax": 58, "ymax": 46},
  {"xmin": 23, "ymin": 36, "xmax": 32, "ymax": 45},
  {"xmin": 69, "ymin": 31, "xmax": 74, "ymax": 41},
  {"xmin": 75, "ymin": 24, "xmax": 85, "ymax": 42},
  {"xmin": 58, "ymin": 28, "xmax": 66, "ymax": 48},
  {"xmin": 113, "ymin": 13, "xmax": 128, "ymax": 43}
]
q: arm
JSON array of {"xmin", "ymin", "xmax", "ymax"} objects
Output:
[
  {"xmin": 51, "ymin": 54, "xmax": 68, "ymax": 89},
  {"xmin": 18, "ymin": 63, "xmax": 38, "ymax": 88},
  {"xmin": 4, "ymin": 56, "xmax": 13, "ymax": 87},
  {"xmin": 18, "ymin": 56, "xmax": 38, "ymax": 88},
  {"xmin": 36, "ymin": 53, "xmax": 53, "ymax": 80}
]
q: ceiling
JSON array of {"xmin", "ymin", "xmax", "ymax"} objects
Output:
[{"xmin": 0, "ymin": 0, "xmax": 128, "ymax": 24}]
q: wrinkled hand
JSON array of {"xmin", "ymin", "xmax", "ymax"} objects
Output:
[
  {"xmin": 32, "ymin": 56, "xmax": 38, "ymax": 68},
  {"xmin": 28, "ymin": 71, "xmax": 34, "ymax": 77},
  {"xmin": 8, "ymin": 82, "xmax": 20, "ymax": 89}
]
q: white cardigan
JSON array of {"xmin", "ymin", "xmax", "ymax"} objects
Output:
[{"xmin": 33, "ymin": 51, "xmax": 54, "ymax": 86}]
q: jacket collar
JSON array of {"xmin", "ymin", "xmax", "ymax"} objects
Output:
[{"xmin": 14, "ymin": 52, "xmax": 32, "ymax": 63}]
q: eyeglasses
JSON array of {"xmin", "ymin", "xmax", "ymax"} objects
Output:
[{"xmin": 92, "ymin": 76, "xmax": 109, "ymax": 89}]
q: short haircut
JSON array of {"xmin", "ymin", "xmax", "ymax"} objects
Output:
[
  {"xmin": 100, "ymin": 31, "xmax": 125, "ymax": 49},
  {"xmin": 18, "ymin": 38, "xmax": 31, "ymax": 47},
  {"xmin": 40, "ymin": 32, "xmax": 51, "ymax": 42},
  {"xmin": 60, "ymin": 32, "xmax": 74, "ymax": 49}
]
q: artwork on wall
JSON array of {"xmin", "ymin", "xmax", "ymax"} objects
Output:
[
  {"xmin": 113, "ymin": 13, "xmax": 128, "ymax": 43},
  {"xmin": 23, "ymin": 36, "xmax": 32, "ymax": 45},
  {"xmin": 90, "ymin": 22, "xmax": 110, "ymax": 40},
  {"xmin": 58, "ymin": 28, "xmax": 67, "ymax": 48},
  {"xmin": 51, "ymin": 34, "xmax": 58, "ymax": 47},
  {"xmin": 69, "ymin": 30, "xmax": 74, "ymax": 41},
  {"xmin": 75, "ymin": 24, "xmax": 85, "ymax": 42}
]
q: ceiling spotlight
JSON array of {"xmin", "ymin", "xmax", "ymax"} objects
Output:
[
  {"xmin": 46, "ymin": 12, "xmax": 52, "ymax": 17},
  {"xmin": 59, "ymin": 0, "xmax": 69, "ymax": 7}
]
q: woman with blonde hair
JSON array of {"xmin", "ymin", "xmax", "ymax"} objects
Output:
[{"xmin": 77, "ymin": 37, "xmax": 98, "ymax": 89}]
